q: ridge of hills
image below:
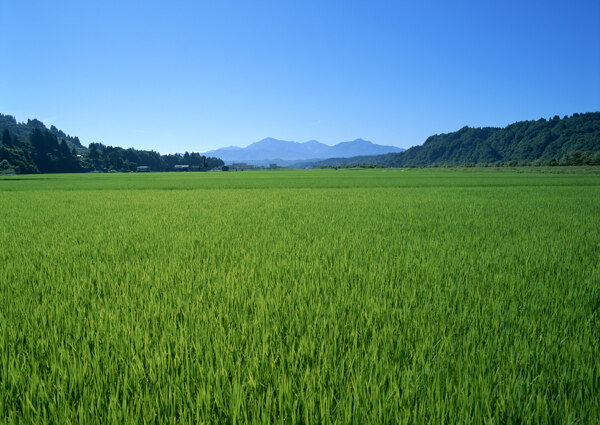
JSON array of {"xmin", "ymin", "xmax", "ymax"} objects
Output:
[
  {"xmin": 0, "ymin": 114, "xmax": 223, "ymax": 174},
  {"xmin": 0, "ymin": 113, "xmax": 84, "ymax": 150},
  {"xmin": 310, "ymin": 112, "xmax": 600, "ymax": 168}
]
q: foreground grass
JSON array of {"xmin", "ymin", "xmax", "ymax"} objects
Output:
[{"xmin": 1, "ymin": 170, "xmax": 599, "ymax": 424}]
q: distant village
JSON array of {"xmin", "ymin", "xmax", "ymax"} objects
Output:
[
  {"xmin": 135, "ymin": 162, "xmax": 279, "ymax": 172},
  {"xmin": 227, "ymin": 163, "xmax": 278, "ymax": 171}
]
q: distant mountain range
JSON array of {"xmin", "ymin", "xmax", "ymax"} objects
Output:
[{"xmin": 203, "ymin": 138, "xmax": 404, "ymax": 166}]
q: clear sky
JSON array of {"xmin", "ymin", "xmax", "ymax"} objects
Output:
[{"xmin": 1, "ymin": 0, "xmax": 599, "ymax": 153}]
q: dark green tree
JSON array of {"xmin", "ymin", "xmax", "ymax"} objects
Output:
[{"xmin": 2, "ymin": 129, "xmax": 12, "ymax": 147}]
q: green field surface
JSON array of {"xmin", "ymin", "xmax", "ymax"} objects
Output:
[{"xmin": 1, "ymin": 169, "xmax": 599, "ymax": 424}]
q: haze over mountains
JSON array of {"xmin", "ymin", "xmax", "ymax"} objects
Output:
[{"xmin": 203, "ymin": 138, "xmax": 404, "ymax": 165}]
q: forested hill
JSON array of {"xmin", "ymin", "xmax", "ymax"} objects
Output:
[
  {"xmin": 388, "ymin": 112, "xmax": 600, "ymax": 167},
  {"xmin": 313, "ymin": 112, "xmax": 600, "ymax": 168},
  {"xmin": 0, "ymin": 114, "xmax": 224, "ymax": 174},
  {"xmin": 0, "ymin": 113, "xmax": 84, "ymax": 149}
]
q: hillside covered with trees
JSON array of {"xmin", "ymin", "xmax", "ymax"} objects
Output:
[
  {"xmin": 0, "ymin": 114, "xmax": 224, "ymax": 174},
  {"xmin": 313, "ymin": 112, "xmax": 600, "ymax": 168},
  {"xmin": 0, "ymin": 113, "xmax": 85, "ymax": 150}
]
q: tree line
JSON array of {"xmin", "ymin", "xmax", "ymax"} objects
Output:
[
  {"xmin": 386, "ymin": 112, "xmax": 600, "ymax": 167},
  {"xmin": 0, "ymin": 115, "xmax": 224, "ymax": 174},
  {"xmin": 0, "ymin": 113, "xmax": 84, "ymax": 150},
  {"xmin": 84, "ymin": 143, "xmax": 223, "ymax": 172},
  {"xmin": 312, "ymin": 112, "xmax": 600, "ymax": 168},
  {"xmin": 1, "ymin": 127, "xmax": 80, "ymax": 174}
]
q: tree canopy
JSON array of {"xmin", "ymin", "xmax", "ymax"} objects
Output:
[
  {"xmin": 0, "ymin": 114, "xmax": 224, "ymax": 174},
  {"xmin": 312, "ymin": 112, "xmax": 600, "ymax": 168}
]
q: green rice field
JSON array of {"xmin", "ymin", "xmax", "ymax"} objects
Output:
[{"xmin": 1, "ymin": 169, "xmax": 599, "ymax": 424}]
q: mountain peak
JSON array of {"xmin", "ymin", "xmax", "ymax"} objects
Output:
[
  {"xmin": 331, "ymin": 138, "xmax": 374, "ymax": 147},
  {"xmin": 256, "ymin": 137, "xmax": 287, "ymax": 144},
  {"xmin": 303, "ymin": 139, "xmax": 323, "ymax": 146}
]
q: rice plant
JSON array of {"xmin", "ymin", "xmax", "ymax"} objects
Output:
[{"xmin": 0, "ymin": 169, "xmax": 598, "ymax": 423}]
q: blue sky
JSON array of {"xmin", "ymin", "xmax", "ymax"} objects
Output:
[{"xmin": 1, "ymin": 0, "xmax": 599, "ymax": 153}]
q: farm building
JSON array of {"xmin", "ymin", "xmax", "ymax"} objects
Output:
[{"xmin": 230, "ymin": 163, "xmax": 255, "ymax": 170}]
